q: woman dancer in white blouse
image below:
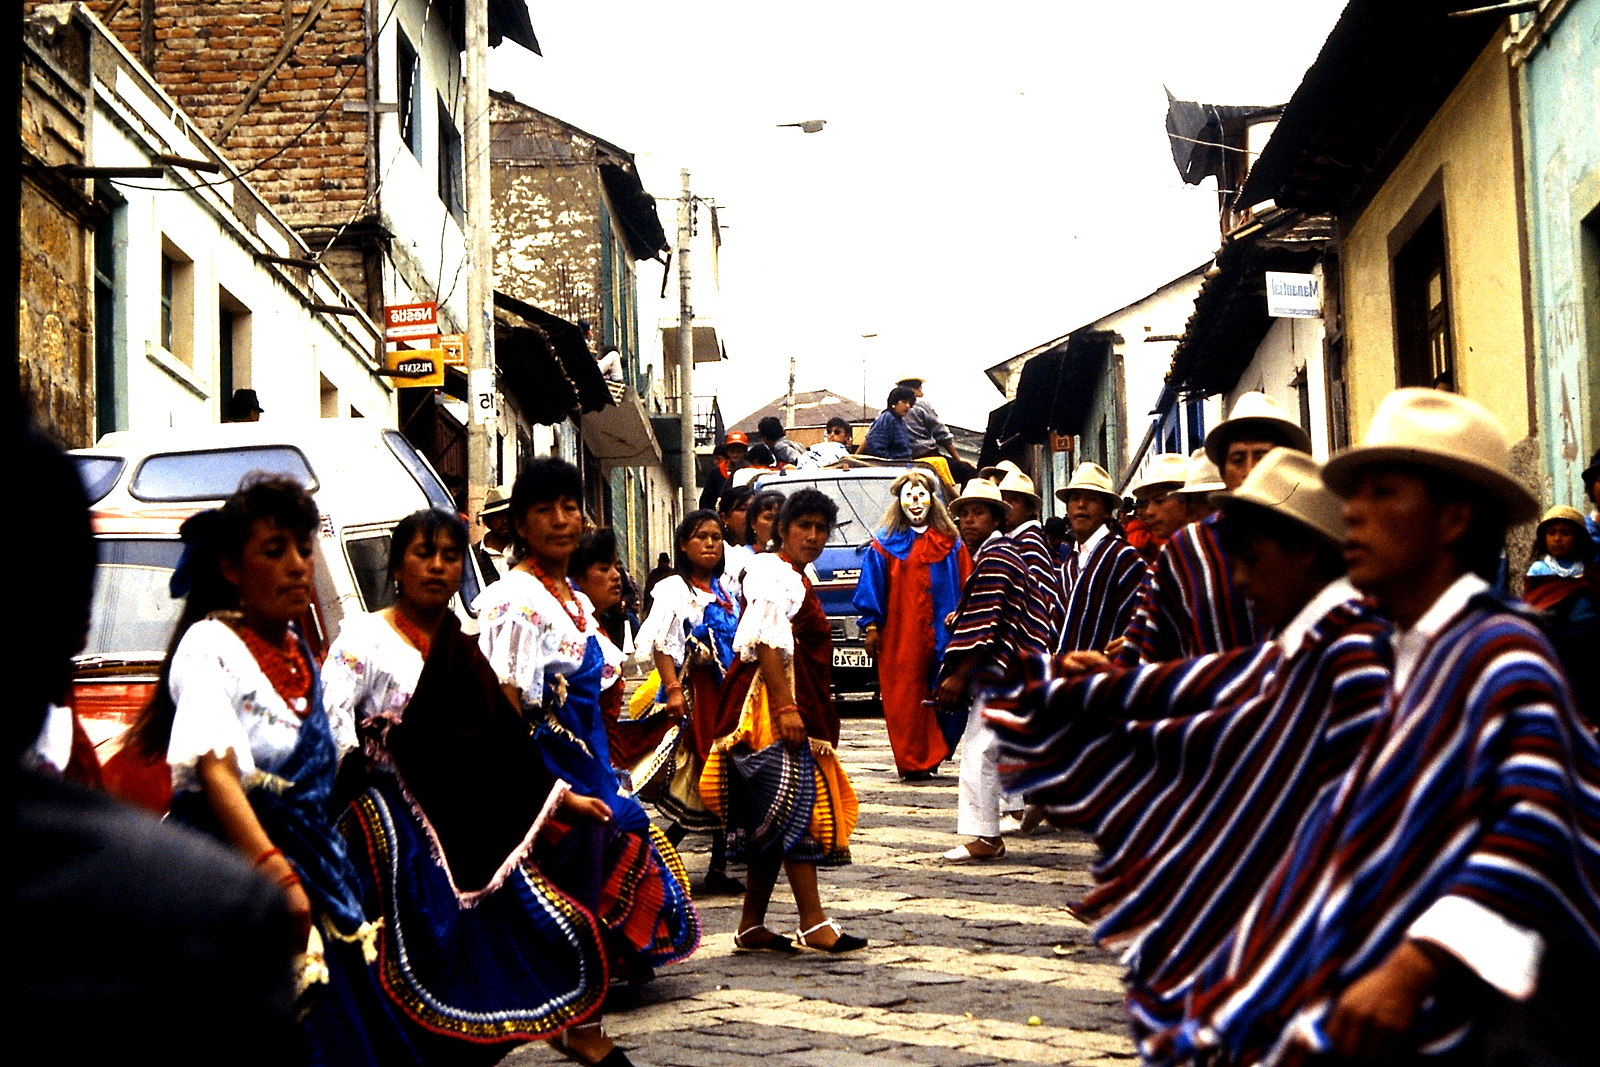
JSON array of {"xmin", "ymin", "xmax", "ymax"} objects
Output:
[
  {"xmin": 474, "ymin": 459, "xmax": 698, "ymax": 1062},
  {"xmin": 127, "ymin": 475, "xmax": 417, "ymax": 1065}
]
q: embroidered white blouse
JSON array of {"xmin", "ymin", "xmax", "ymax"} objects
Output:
[
  {"xmin": 473, "ymin": 569, "xmax": 623, "ymax": 711},
  {"xmin": 166, "ymin": 618, "xmax": 357, "ymax": 794},
  {"xmin": 731, "ymin": 552, "xmax": 807, "ymax": 663},
  {"xmin": 321, "ymin": 612, "xmax": 424, "ymax": 770},
  {"xmin": 633, "ymin": 574, "xmax": 725, "ymax": 668}
]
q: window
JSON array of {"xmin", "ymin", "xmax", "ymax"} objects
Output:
[
  {"xmin": 320, "ymin": 373, "xmax": 339, "ymax": 418},
  {"xmin": 397, "ymin": 30, "xmax": 422, "ymax": 158},
  {"xmin": 94, "ymin": 184, "xmax": 126, "ymax": 434},
  {"xmin": 218, "ymin": 287, "xmax": 252, "ymax": 409},
  {"xmin": 1394, "ymin": 208, "xmax": 1454, "ymax": 389},
  {"xmin": 437, "ymin": 97, "xmax": 464, "ymax": 221},
  {"xmin": 159, "ymin": 237, "xmax": 194, "ymax": 367},
  {"xmin": 131, "ymin": 446, "xmax": 316, "ymax": 502}
]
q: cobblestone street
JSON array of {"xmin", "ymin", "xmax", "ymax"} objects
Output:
[{"xmin": 510, "ymin": 719, "xmax": 1135, "ymax": 1067}]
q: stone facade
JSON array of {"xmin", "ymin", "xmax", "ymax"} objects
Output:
[{"xmin": 21, "ymin": 8, "xmax": 97, "ymax": 447}]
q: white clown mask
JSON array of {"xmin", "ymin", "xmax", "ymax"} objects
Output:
[{"xmin": 899, "ymin": 480, "xmax": 932, "ymax": 527}]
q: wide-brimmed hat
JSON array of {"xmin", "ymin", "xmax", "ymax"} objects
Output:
[
  {"xmin": 480, "ymin": 484, "xmax": 512, "ymax": 520},
  {"xmin": 1536, "ymin": 504, "xmax": 1586, "ymax": 533},
  {"xmin": 1173, "ymin": 448, "xmax": 1226, "ymax": 496},
  {"xmin": 1212, "ymin": 448, "xmax": 1346, "ymax": 547},
  {"xmin": 1205, "ymin": 391, "xmax": 1313, "ymax": 466},
  {"xmin": 979, "ymin": 459, "xmax": 1023, "ymax": 482},
  {"xmin": 1130, "ymin": 452, "xmax": 1191, "ymax": 498},
  {"xmin": 1322, "ymin": 389, "xmax": 1538, "ymax": 523},
  {"xmin": 951, "ymin": 477, "xmax": 1007, "ymax": 517},
  {"xmin": 994, "ymin": 467, "xmax": 1040, "ymax": 503},
  {"xmin": 896, "ymin": 375, "xmax": 926, "ymax": 388},
  {"xmin": 1055, "ymin": 461, "xmax": 1120, "ymax": 505}
]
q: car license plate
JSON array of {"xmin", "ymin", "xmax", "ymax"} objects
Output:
[{"xmin": 833, "ymin": 647, "xmax": 873, "ymax": 668}]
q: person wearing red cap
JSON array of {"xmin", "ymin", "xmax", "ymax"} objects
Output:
[{"xmin": 699, "ymin": 433, "xmax": 750, "ymax": 509}]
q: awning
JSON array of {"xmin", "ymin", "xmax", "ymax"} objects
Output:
[
  {"xmin": 494, "ymin": 291, "xmax": 613, "ymax": 416},
  {"xmin": 580, "ymin": 386, "xmax": 663, "ymax": 470},
  {"xmin": 660, "ymin": 324, "xmax": 724, "ymax": 364},
  {"xmin": 1001, "ymin": 332, "xmax": 1116, "ymax": 444},
  {"xmin": 493, "ymin": 306, "xmax": 579, "ymax": 425},
  {"xmin": 1236, "ymin": 0, "xmax": 1499, "ymax": 214}
]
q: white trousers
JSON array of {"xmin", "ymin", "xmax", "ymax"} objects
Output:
[{"xmin": 956, "ymin": 701, "xmax": 1019, "ymax": 837}]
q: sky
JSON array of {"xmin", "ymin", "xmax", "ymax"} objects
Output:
[{"xmin": 489, "ymin": 1, "xmax": 1351, "ymax": 432}]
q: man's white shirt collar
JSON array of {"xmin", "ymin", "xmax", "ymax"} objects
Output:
[
  {"xmin": 1074, "ymin": 523, "xmax": 1111, "ymax": 567},
  {"xmin": 1275, "ymin": 576, "xmax": 1359, "ymax": 658},
  {"xmin": 1392, "ymin": 571, "xmax": 1490, "ymax": 693}
]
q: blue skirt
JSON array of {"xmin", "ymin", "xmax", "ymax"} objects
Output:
[{"xmin": 342, "ymin": 776, "xmax": 609, "ymax": 1049}]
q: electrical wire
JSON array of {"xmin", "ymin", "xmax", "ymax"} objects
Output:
[{"xmin": 106, "ymin": 0, "xmax": 406, "ymax": 194}]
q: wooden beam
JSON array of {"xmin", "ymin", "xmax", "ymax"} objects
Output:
[{"xmin": 216, "ymin": 0, "xmax": 332, "ymax": 141}]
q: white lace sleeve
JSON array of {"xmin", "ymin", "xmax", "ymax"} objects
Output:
[
  {"xmin": 635, "ymin": 575, "xmax": 697, "ymax": 666},
  {"xmin": 167, "ymin": 621, "xmax": 257, "ymax": 793},
  {"xmin": 733, "ymin": 554, "xmax": 805, "ymax": 661}
]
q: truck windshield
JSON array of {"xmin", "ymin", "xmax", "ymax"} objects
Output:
[
  {"xmin": 83, "ymin": 539, "xmax": 185, "ymax": 660},
  {"xmin": 757, "ymin": 475, "xmax": 895, "ymax": 547}
]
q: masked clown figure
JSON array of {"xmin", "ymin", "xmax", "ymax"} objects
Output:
[{"xmin": 854, "ymin": 470, "xmax": 972, "ymax": 779}]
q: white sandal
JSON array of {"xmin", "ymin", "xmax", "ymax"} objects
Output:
[
  {"xmin": 732, "ymin": 925, "xmax": 797, "ymax": 954},
  {"xmin": 793, "ymin": 917, "xmax": 868, "ymax": 953}
]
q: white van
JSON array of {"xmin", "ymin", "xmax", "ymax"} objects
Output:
[{"xmin": 70, "ymin": 420, "xmax": 482, "ymax": 786}]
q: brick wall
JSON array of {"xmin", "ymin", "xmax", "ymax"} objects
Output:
[{"xmin": 68, "ymin": 1, "xmax": 372, "ymax": 233}]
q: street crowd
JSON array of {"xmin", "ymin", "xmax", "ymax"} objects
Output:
[{"xmin": 14, "ymin": 383, "xmax": 1600, "ymax": 1067}]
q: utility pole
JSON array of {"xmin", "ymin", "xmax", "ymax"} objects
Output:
[
  {"xmin": 676, "ymin": 169, "xmax": 697, "ymax": 516},
  {"xmin": 785, "ymin": 355, "xmax": 796, "ymax": 428},
  {"xmin": 463, "ymin": 0, "xmax": 494, "ymax": 521}
]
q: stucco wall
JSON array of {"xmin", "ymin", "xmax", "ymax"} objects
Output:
[
  {"xmin": 1339, "ymin": 35, "xmax": 1531, "ymax": 444},
  {"xmin": 1517, "ymin": 0, "xmax": 1600, "ymax": 506},
  {"xmin": 1225, "ymin": 306, "xmax": 1331, "ymax": 461}
]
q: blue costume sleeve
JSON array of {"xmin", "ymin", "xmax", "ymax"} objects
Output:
[{"xmin": 854, "ymin": 538, "xmax": 889, "ymax": 630}]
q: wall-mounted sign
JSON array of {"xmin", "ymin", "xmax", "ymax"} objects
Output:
[
  {"xmin": 470, "ymin": 367, "xmax": 497, "ymax": 426},
  {"xmin": 1265, "ymin": 272, "xmax": 1321, "ymax": 318},
  {"xmin": 439, "ymin": 333, "xmax": 467, "ymax": 366},
  {"xmin": 384, "ymin": 302, "xmax": 439, "ymax": 340},
  {"xmin": 381, "ymin": 349, "xmax": 445, "ymax": 388}
]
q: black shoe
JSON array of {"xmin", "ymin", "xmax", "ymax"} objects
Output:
[{"xmin": 698, "ymin": 869, "xmax": 745, "ymax": 896}]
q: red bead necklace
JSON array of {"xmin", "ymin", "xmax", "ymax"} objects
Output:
[
  {"xmin": 692, "ymin": 575, "xmax": 735, "ymax": 614},
  {"xmin": 388, "ymin": 609, "xmax": 433, "ymax": 659},
  {"xmin": 525, "ymin": 557, "xmax": 587, "ymax": 631},
  {"xmin": 237, "ymin": 623, "xmax": 312, "ymax": 717}
]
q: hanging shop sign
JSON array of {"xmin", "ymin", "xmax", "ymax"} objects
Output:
[
  {"xmin": 1264, "ymin": 272, "xmax": 1321, "ymax": 318},
  {"xmin": 439, "ymin": 333, "xmax": 467, "ymax": 366},
  {"xmin": 381, "ymin": 348, "xmax": 445, "ymax": 388},
  {"xmin": 384, "ymin": 302, "xmax": 439, "ymax": 341}
]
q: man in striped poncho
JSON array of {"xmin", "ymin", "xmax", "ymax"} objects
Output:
[
  {"xmin": 936, "ymin": 468, "xmax": 1065, "ymax": 861},
  {"xmin": 1188, "ymin": 391, "xmax": 1600, "ymax": 1066},
  {"xmin": 1055, "ymin": 462, "xmax": 1147, "ymax": 654},
  {"xmin": 1117, "ymin": 392, "xmax": 1311, "ymax": 666},
  {"xmin": 986, "ymin": 448, "xmax": 1384, "ymax": 1054}
]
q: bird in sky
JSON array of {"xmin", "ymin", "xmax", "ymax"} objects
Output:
[{"xmin": 776, "ymin": 119, "xmax": 827, "ymax": 133}]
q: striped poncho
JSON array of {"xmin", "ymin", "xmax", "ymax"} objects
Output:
[
  {"xmin": 984, "ymin": 585, "xmax": 1388, "ymax": 1054},
  {"xmin": 1117, "ymin": 514, "xmax": 1260, "ymax": 665},
  {"xmin": 1059, "ymin": 527, "xmax": 1149, "ymax": 654},
  {"xmin": 1177, "ymin": 592, "xmax": 1600, "ymax": 1065},
  {"xmin": 942, "ymin": 521, "xmax": 1066, "ymax": 676}
]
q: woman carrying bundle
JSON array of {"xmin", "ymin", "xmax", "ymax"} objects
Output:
[
  {"xmin": 126, "ymin": 474, "xmax": 418, "ymax": 1065},
  {"xmin": 701, "ymin": 489, "xmax": 866, "ymax": 954},
  {"xmin": 632, "ymin": 509, "xmax": 744, "ymax": 895},
  {"xmin": 324, "ymin": 507, "xmax": 617, "ymax": 1065}
]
